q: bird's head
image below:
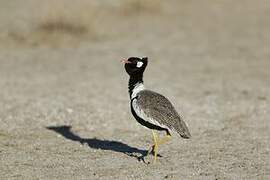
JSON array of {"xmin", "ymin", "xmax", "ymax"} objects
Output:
[{"xmin": 121, "ymin": 57, "xmax": 148, "ymax": 76}]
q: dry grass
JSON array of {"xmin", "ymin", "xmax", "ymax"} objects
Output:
[
  {"xmin": 32, "ymin": 0, "xmax": 98, "ymax": 47},
  {"xmin": 1, "ymin": 0, "xmax": 163, "ymax": 48},
  {"xmin": 120, "ymin": 0, "xmax": 163, "ymax": 15},
  {"xmin": 38, "ymin": 20, "xmax": 88, "ymax": 36},
  {"xmin": 3, "ymin": 0, "xmax": 98, "ymax": 47}
]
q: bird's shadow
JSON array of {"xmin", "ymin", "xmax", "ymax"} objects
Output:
[{"xmin": 46, "ymin": 125, "xmax": 149, "ymax": 162}]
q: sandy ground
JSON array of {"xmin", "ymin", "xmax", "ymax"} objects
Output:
[{"xmin": 0, "ymin": 0, "xmax": 270, "ymax": 179}]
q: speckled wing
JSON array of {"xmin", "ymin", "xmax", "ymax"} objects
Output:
[{"xmin": 136, "ymin": 90, "xmax": 191, "ymax": 138}]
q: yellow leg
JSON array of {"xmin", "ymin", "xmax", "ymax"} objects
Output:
[
  {"xmin": 147, "ymin": 131, "xmax": 157, "ymax": 156},
  {"xmin": 151, "ymin": 130, "xmax": 158, "ymax": 163},
  {"xmin": 146, "ymin": 131, "xmax": 171, "ymax": 164}
]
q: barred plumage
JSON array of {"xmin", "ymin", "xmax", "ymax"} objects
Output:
[{"xmin": 135, "ymin": 90, "xmax": 191, "ymax": 138}]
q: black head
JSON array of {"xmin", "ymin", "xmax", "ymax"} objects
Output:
[{"xmin": 122, "ymin": 57, "xmax": 148, "ymax": 76}]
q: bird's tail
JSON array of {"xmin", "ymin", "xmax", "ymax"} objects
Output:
[{"xmin": 175, "ymin": 117, "xmax": 191, "ymax": 139}]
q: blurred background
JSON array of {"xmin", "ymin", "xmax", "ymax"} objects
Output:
[{"xmin": 0, "ymin": 0, "xmax": 269, "ymax": 179}]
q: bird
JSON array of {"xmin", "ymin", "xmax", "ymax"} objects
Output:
[{"xmin": 122, "ymin": 57, "xmax": 191, "ymax": 163}]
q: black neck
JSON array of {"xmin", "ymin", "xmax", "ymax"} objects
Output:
[{"xmin": 128, "ymin": 74, "xmax": 143, "ymax": 98}]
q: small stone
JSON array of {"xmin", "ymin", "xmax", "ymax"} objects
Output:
[
  {"xmin": 66, "ymin": 108, "xmax": 74, "ymax": 114},
  {"xmin": 164, "ymin": 175, "xmax": 169, "ymax": 179}
]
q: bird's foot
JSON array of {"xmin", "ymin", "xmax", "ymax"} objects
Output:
[{"xmin": 147, "ymin": 145, "xmax": 162, "ymax": 157}]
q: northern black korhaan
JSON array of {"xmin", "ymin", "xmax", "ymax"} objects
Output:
[{"xmin": 122, "ymin": 57, "xmax": 191, "ymax": 163}]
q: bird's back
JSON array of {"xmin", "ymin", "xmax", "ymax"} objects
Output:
[{"xmin": 136, "ymin": 90, "xmax": 191, "ymax": 138}]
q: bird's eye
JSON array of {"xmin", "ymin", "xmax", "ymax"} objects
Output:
[{"xmin": 136, "ymin": 61, "xmax": 144, "ymax": 68}]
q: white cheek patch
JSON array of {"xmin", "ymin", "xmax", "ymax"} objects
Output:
[{"xmin": 136, "ymin": 61, "xmax": 144, "ymax": 68}]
